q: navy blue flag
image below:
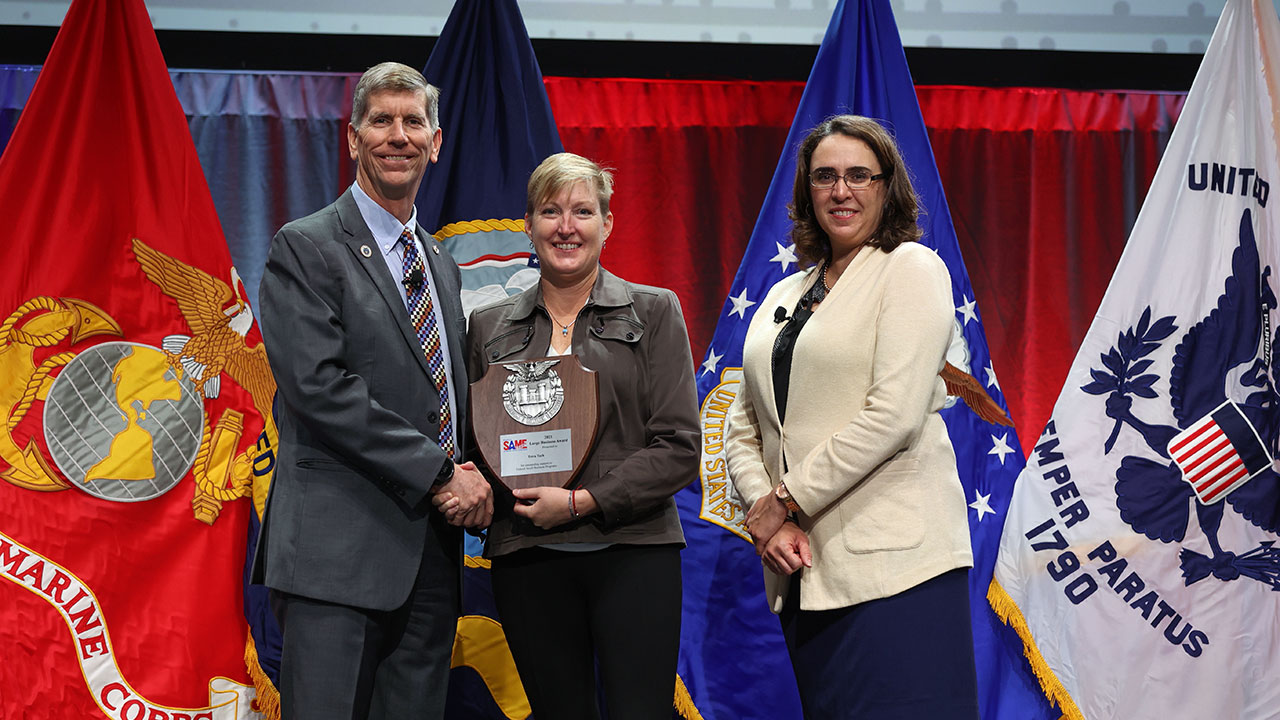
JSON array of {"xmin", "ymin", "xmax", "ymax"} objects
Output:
[
  {"xmin": 417, "ymin": 2, "xmax": 561, "ymax": 718},
  {"xmin": 677, "ymin": 1, "xmax": 1054, "ymax": 717},
  {"xmin": 419, "ymin": 0, "xmax": 563, "ymax": 319}
]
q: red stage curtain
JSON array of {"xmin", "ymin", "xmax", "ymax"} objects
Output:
[
  {"xmin": 922, "ymin": 86, "xmax": 1184, "ymax": 449},
  {"xmin": 547, "ymin": 77, "xmax": 1185, "ymax": 450},
  {"xmin": 545, "ymin": 76, "xmax": 805, "ymax": 367}
]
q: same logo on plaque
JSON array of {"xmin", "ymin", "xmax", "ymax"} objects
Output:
[{"xmin": 470, "ymin": 355, "xmax": 599, "ymax": 491}]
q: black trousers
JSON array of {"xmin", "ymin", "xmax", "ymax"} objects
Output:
[
  {"xmin": 271, "ymin": 539, "xmax": 460, "ymax": 720},
  {"xmin": 781, "ymin": 567, "xmax": 980, "ymax": 720},
  {"xmin": 491, "ymin": 544, "xmax": 683, "ymax": 720}
]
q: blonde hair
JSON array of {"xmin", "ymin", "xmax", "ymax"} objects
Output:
[{"xmin": 526, "ymin": 152, "xmax": 615, "ymax": 216}]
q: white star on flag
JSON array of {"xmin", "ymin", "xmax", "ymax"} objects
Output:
[
  {"xmin": 769, "ymin": 242, "xmax": 798, "ymax": 274},
  {"xmin": 701, "ymin": 348, "xmax": 723, "ymax": 377},
  {"xmin": 988, "ymin": 433, "xmax": 1014, "ymax": 465},
  {"xmin": 956, "ymin": 294, "xmax": 978, "ymax": 326},
  {"xmin": 727, "ymin": 288, "xmax": 756, "ymax": 319},
  {"xmin": 969, "ymin": 490, "xmax": 994, "ymax": 521},
  {"xmin": 984, "ymin": 362, "xmax": 1000, "ymax": 392}
]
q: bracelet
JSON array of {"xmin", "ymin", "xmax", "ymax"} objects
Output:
[{"xmin": 569, "ymin": 489, "xmax": 580, "ymax": 519}]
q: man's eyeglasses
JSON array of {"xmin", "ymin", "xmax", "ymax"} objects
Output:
[{"xmin": 809, "ymin": 168, "xmax": 888, "ymax": 190}]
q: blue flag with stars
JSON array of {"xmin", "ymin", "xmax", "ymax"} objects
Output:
[{"xmin": 676, "ymin": 1, "xmax": 1055, "ymax": 717}]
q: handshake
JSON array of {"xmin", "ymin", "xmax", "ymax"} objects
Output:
[
  {"xmin": 428, "ymin": 460, "xmax": 600, "ymax": 532},
  {"xmin": 429, "ymin": 461, "xmax": 494, "ymax": 529}
]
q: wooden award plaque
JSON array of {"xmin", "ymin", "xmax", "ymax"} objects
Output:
[{"xmin": 469, "ymin": 354, "xmax": 600, "ymax": 491}]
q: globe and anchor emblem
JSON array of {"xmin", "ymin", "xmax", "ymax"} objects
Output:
[{"xmin": 42, "ymin": 341, "xmax": 204, "ymax": 501}]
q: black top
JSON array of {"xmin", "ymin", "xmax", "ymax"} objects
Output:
[{"xmin": 771, "ymin": 264, "xmax": 829, "ymax": 431}]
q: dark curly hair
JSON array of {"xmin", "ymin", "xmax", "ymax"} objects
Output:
[{"xmin": 788, "ymin": 115, "xmax": 922, "ymax": 268}]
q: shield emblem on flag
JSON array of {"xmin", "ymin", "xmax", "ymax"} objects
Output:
[{"xmin": 1168, "ymin": 400, "xmax": 1272, "ymax": 503}]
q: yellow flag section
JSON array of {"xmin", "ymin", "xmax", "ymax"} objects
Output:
[
  {"xmin": 451, "ymin": 610, "xmax": 531, "ymax": 720},
  {"xmin": 1, "ymin": 532, "xmax": 258, "ymax": 719},
  {"xmin": 699, "ymin": 368, "xmax": 750, "ymax": 539},
  {"xmin": 992, "ymin": 1, "xmax": 1280, "ymax": 717}
]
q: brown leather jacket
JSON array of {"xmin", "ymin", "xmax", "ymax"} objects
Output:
[{"xmin": 465, "ymin": 268, "xmax": 700, "ymax": 557}]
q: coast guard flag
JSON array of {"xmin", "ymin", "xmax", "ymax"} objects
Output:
[
  {"xmin": 417, "ymin": 1, "xmax": 560, "ymax": 718},
  {"xmin": 0, "ymin": 0, "xmax": 279, "ymax": 718},
  {"xmin": 680, "ymin": 0, "xmax": 1051, "ymax": 718},
  {"xmin": 992, "ymin": 0, "xmax": 1280, "ymax": 717}
]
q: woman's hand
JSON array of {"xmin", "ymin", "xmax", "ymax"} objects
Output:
[
  {"xmin": 761, "ymin": 522, "xmax": 813, "ymax": 576},
  {"xmin": 746, "ymin": 491, "xmax": 788, "ymax": 549},
  {"xmin": 511, "ymin": 486, "xmax": 598, "ymax": 529}
]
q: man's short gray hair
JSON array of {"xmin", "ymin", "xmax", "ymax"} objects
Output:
[{"xmin": 350, "ymin": 62, "xmax": 441, "ymax": 130}]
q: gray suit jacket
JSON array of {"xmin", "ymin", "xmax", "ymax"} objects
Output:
[{"xmin": 251, "ymin": 188, "xmax": 468, "ymax": 612}]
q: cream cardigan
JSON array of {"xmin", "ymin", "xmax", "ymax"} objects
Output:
[{"xmin": 726, "ymin": 242, "xmax": 973, "ymax": 613}]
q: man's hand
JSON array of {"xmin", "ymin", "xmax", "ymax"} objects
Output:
[
  {"xmin": 509, "ymin": 486, "xmax": 598, "ymax": 530},
  {"xmin": 745, "ymin": 490, "xmax": 788, "ymax": 550},
  {"xmin": 431, "ymin": 461, "xmax": 493, "ymax": 529},
  {"xmin": 761, "ymin": 522, "xmax": 812, "ymax": 576}
]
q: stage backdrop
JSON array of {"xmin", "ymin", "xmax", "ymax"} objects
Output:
[{"xmin": 0, "ymin": 68, "xmax": 1183, "ymax": 448}]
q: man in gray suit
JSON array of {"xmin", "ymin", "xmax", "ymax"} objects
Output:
[{"xmin": 254, "ymin": 62, "xmax": 492, "ymax": 720}]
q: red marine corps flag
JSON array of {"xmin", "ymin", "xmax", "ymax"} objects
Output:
[{"xmin": 0, "ymin": 0, "xmax": 278, "ymax": 718}]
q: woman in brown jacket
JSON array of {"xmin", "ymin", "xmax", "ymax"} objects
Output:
[{"xmin": 456, "ymin": 152, "xmax": 700, "ymax": 720}]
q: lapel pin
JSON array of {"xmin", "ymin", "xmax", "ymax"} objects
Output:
[
  {"xmin": 360, "ymin": 244, "xmax": 372, "ymax": 258},
  {"xmin": 431, "ymin": 244, "xmax": 440, "ymax": 255}
]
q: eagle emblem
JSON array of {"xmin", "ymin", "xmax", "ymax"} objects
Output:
[
  {"xmin": 130, "ymin": 238, "xmax": 278, "ymax": 523},
  {"xmin": 1084, "ymin": 208, "xmax": 1280, "ymax": 589},
  {"xmin": 501, "ymin": 360, "xmax": 564, "ymax": 425}
]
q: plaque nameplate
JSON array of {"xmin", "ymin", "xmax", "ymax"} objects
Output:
[{"xmin": 500, "ymin": 428, "xmax": 573, "ymax": 477}]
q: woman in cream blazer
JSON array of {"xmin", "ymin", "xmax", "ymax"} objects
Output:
[{"xmin": 726, "ymin": 115, "xmax": 979, "ymax": 719}]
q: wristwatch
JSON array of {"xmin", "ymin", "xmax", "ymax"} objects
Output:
[
  {"xmin": 430, "ymin": 460, "xmax": 455, "ymax": 490},
  {"xmin": 774, "ymin": 481, "xmax": 801, "ymax": 514}
]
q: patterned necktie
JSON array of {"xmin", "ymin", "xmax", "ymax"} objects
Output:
[{"xmin": 400, "ymin": 229, "xmax": 455, "ymax": 459}]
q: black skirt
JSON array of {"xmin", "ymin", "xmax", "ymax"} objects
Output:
[{"xmin": 780, "ymin": 567, "xmax": 981, "ymax": 720}]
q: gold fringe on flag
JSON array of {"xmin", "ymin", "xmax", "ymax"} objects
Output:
[
  {"xmin": 244, "ymin": 630, "xmax": 281, "ymax": 720},
  {"xmin": 987, "ymin": 578, "xmax": 1078, "ymax": 720},
  {"xmin": 674, "ymin": 673, "xmax": 705, "ymax": 720}
]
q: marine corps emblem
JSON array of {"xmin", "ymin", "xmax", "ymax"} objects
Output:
[
  {"xmin": 502, "ymin": 360, "xmax": 564, "ymax": 425},
  {"xmin": 0, "ymin": 238, "xmax": 279, "ymax": 525}
]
